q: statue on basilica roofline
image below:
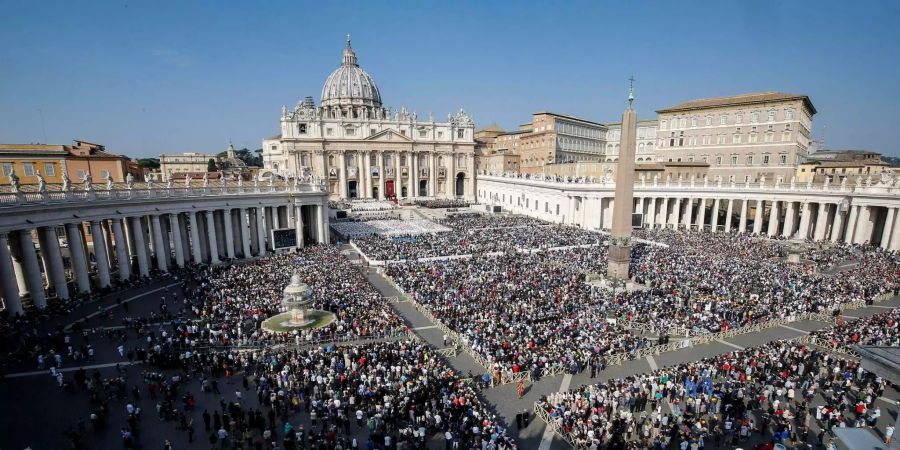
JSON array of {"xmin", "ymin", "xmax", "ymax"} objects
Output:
[
  {"xmin": 8, "ymin": 172, "xmax": 20, "ymax": 192},
  {"xmin": 126, "ymin": 172, "xmax": 135, "ymax": 189},
  {"xmin": 36, "ymin": 171, "xmax": 46, "ymax": 193},
  {"xmin": 83, "ymin": 173, "xmax": 93, "ymax": 190},
  {"xmin": 61, "ymin": 172, "xmax": 71, "ymax": 191}
]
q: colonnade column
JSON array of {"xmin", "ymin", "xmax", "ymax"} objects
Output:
[
  {"xmin": 168, "ymin": 214, "xmax": 185, "ymax": 268},
  {"xmin": 725, "ymin": 199, "xmax": 735, "ymax": 232},
  {"xmin": 0, "ymin": 233, "xmax": 23, "ymax": 316},
  {"xmin": 671, "ymin": 198, "xmax": 681, "ymax": 229},
  {"xmin": 844, "ymin": 205, "xmax": 860, "ymax": 243},
  {"xmin": 295, "ymin": 205, "xmax": 305, "ymax": 247},
  {"xmin": 753, "ymin": 200, "xmax": 765, "ymax": 234},
  {"xmin": 187, "ymin": 212, "xmax": 203, "ymax": 265},
  {"xmin": 782, "ymin": 202, "xmax": 796, "ymax": 238},
  {"xmin": 38, "ymin": 227, "xmax": 68, "ymax": 299},
  {"xmin": 767, "ymin": 201, "xmax": 780, "ymax": 237},
  {"xmin": 853, "ymin": 205, "xmax": 872, "ymax": 244},
  {"xmin": 711, "ymin": 198, "xmax": 721, "ymax": 232},
  {"xmin": 394, "ymin": 152, "xmax": 402, "ymax": 199},
  {"xmin": 90, "ymin": 221, "xmax": 112, "ymax": 287},
  {"xmin": 647, "ymin": 198, "xmax": 657, "ymax": 228},
  {"xmin": 17, "ymin": 230, "xmax": 46, "ymax": 308},
  {"xmin": 377, "ymin": 152, "xmax": 386, "ymax": 200},
  {"xmin": 65, "ymin": 223, "xmax": 91, "ymax": 292},
  {"xmin": 796, "ymin": 202, "xmax": 812, "ymax": 240},
  {"xmin": 149, "ymin": 215, "xmax": 168, "ymax": 272},
  {"xmin": 205, "ymin": 211, "xmax": 220, "ymax": 264},
  {"xmin": 111, "ymin": 219, "xmax": 131, "ymax": 280},
  {"xmin": 813, "ymin": 203, "xmax": 829, "ymax": 241},
  {"xmin": 240, "ymin": 208, "xmax": 252, "ymax": 258},
  {"xmin": 223, "ymin": 208, "xmax": 235, "ymax": 259},
  {"xmin": 316, "ymin": 205, "xmax": 326, "ymax": 244},
  {"xmin": 830, "ymin": 206, "xmax": 846, "ymax": 243},
  {"xmin": 429, "ymin": 153, "xmax": 437, "ymax": 197},
  {"xmin": 890, "ymin": 210, "xmax": 900, "ymax": 251},
  {"xmin": 696, "ymin": 199, "xmax": 706, "ymax": 230},
  {"xmin": 411, "ymin": 152, "xmax": 419, "ymax": 198},
  {"xmin": 256, "ymin": 207, "xmax": 267, "ymax": 256},
  {"xmin": 738, "ymin": 199, "xmax": 748, "ymax": 233},
  {"xmin": 683, "ymin": 198, "xmax": 694, "ymax": 229},
  {"xmin": 880, "ymin": 207, "xmax": 897, "ymax": 249},
  {"xmin": 659, "ymin": 198, "xmax": 669, "ymax": 228}
]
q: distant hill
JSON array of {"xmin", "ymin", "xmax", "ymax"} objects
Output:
[{"xmin": 883, "ymin": 156, "xmax": 900, "ymax": 167}]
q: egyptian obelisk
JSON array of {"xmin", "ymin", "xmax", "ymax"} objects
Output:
[{"xmin": 607, "ymin": 77, "xmax": 638, "ymax": 280}]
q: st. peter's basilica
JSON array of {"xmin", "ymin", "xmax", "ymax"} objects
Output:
[{"xmin": 262, "ymin": 36, "xmax": 476, "ymax": 201}]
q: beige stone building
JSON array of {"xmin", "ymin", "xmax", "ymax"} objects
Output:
[
  {"xmin": 796, "ymin": 150, "xmax": 890, "ymax": 183},
  {"xmin": 603, "ymin": 119, "xmax": 658, "ymax": 162},
  {"xmin": 159, "ymin": 152, "xmax": 216, "ymax": 176},
  {"xmin": 478, "ymin": 152, "xmax": 521, "ymax": 174},
  {"xmin": 492, "ymin": 112, "xmax": 606, "ymax": 174},
  {"xmin": 655, "ymin": 92, "xmax": 816, "ymax": 183}
]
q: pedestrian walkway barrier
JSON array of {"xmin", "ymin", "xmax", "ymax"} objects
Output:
[
  {"xmin": 533, "ymin": 402, "xmax": 586, "ymax": 450},
  {"xmin": 793, "ymin": 334, "xmax": 861, "ymax": 359}
]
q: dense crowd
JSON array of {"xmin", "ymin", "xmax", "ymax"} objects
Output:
[
  {"xmin": 625, "ymin": 229, "xmax": 900, "ymax": 333},
  {"xmin": 540, "ymin": 340, "xmax": 894, "ymax": 449},
  {"xmin": 387, "ymin": 251, "xmax": 647, "ymax": 379},
  {"xmin": 810, "ymin": 308, "xmax": 899, "ymax": 350},
  {"xmin": 173, "ymin": 247, "xmax": 405, "ymax": 350},
  {"xmin": 59, "ymin": 338, "xmax": 518, "ymax": 449}
]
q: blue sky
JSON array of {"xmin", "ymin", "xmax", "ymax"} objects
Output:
[{"xmin": 1, "ymin": 0, "xmax": 898, "ymax": 158}]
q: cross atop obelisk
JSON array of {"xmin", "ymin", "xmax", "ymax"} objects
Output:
[{"xmin": 607, "ymin": 77, "xmax": 639, "ymax": 280}]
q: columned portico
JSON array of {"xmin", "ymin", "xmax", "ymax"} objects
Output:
[
  {"xmin": 150, "ymin": 215, "xmax": 168, "ymax": 272},
  {"xmin": 89, "ymin": 221, "xmax": 112, "ymax": 287},
  {"xmin": 17, "ymin": 230, "xmax": 46, "ymax": 309},
  {"xmin": 169, "ymin": 214, "xmax": 185, "ymax": 268},
  {"xmin": 38, "ymin": 226, "xmax": 68, "ymax": 300},
  {"xmin": 0, "ymin": 233, "xmax": 22, "ymax": 316},
  {"xmin": 66, "ymin": 223, "xmax": 91, "ymax": 293},
  {"xmin": 814, "ymin": 203, "xmax": 829, "ymax": 241},
  {"xmin": 222, "ymin": 208, "xmax": 235, "ymax": 259},
  {"xmin": 753, "ymin": 200, "xmax": 765, "ymax": 234}
]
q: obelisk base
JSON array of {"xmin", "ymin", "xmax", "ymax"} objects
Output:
[{"xmin": 607, "ymin": 244, "xmax": 632, "ymax": 280}]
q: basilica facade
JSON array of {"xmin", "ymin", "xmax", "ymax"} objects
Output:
[{"xmin": 262, "ymin": 37, "xmax": 476, "ymax": 201}]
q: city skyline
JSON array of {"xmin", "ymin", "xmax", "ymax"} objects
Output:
[{"xmin": 1, "ymin": 0, "xmax": 898, "ymax": 158}]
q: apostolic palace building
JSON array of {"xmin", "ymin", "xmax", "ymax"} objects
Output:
[{"xmin": 261, "ymin": 37, "xmax": 477, "ymax": 201}]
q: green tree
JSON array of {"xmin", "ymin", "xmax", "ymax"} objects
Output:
[
  {"xmin": 136, "ymin": 158, "xmax": 160, "ymax": 169},
  {"xmin": 207, "ymin": 158, "xmax": 218, "ymax": 172}
]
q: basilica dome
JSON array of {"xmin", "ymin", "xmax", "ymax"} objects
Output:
[{"xmin": 321, "ymin": 36, "xmax": 382, "ymax": 112}]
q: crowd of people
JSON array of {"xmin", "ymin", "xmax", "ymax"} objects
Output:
[
  {"xmin": 387, "ymin": 251, "xmax": 647, "ymax": 380},
  {"xmin": 60, "ymin": 337, "xmax": 519, "ymax": 449},
  {"xmin": 809, "ymin": 308, "xmax": 899, "ymax": 351},
  {"xmin": 625, "ymin": 229, "xmax": 900, "ymax": 333},
  {"xmin": 539, "ymin": 340, "xmax": 894, "ymax": 449}
]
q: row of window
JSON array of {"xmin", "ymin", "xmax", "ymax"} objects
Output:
[
  {"xmin": 666, "ymin": 131, "xmax": 792, "ymax": 147},
  {"xmin": 325, "ymin": 154, "xmax": 468, "ymax": 168},
  {"xmin": 664, "ymin": 153, "xmax": 789, "ymax": 166},
  {"xmin": 555, "ymin": 122, "xmax": 603, "ymax": 139},
  {"xmin": 661, "ymin": 108, "xmax": 796, "ymax": 130},
  {"xmin": 1, "ymin": 162, "xmax": 58, "ymax": 177},
  {"xmin": 301, "ymin": 122, "xmax": 467, "ymax": 140}
]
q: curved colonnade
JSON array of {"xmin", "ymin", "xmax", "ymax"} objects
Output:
[
  {"xmin": 0, "ymin": 181, "xmax": 329, "ymax": 316},
  {"xmin": 477, "ymin": 174, "xmax": 900, "ymax": 250}
]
